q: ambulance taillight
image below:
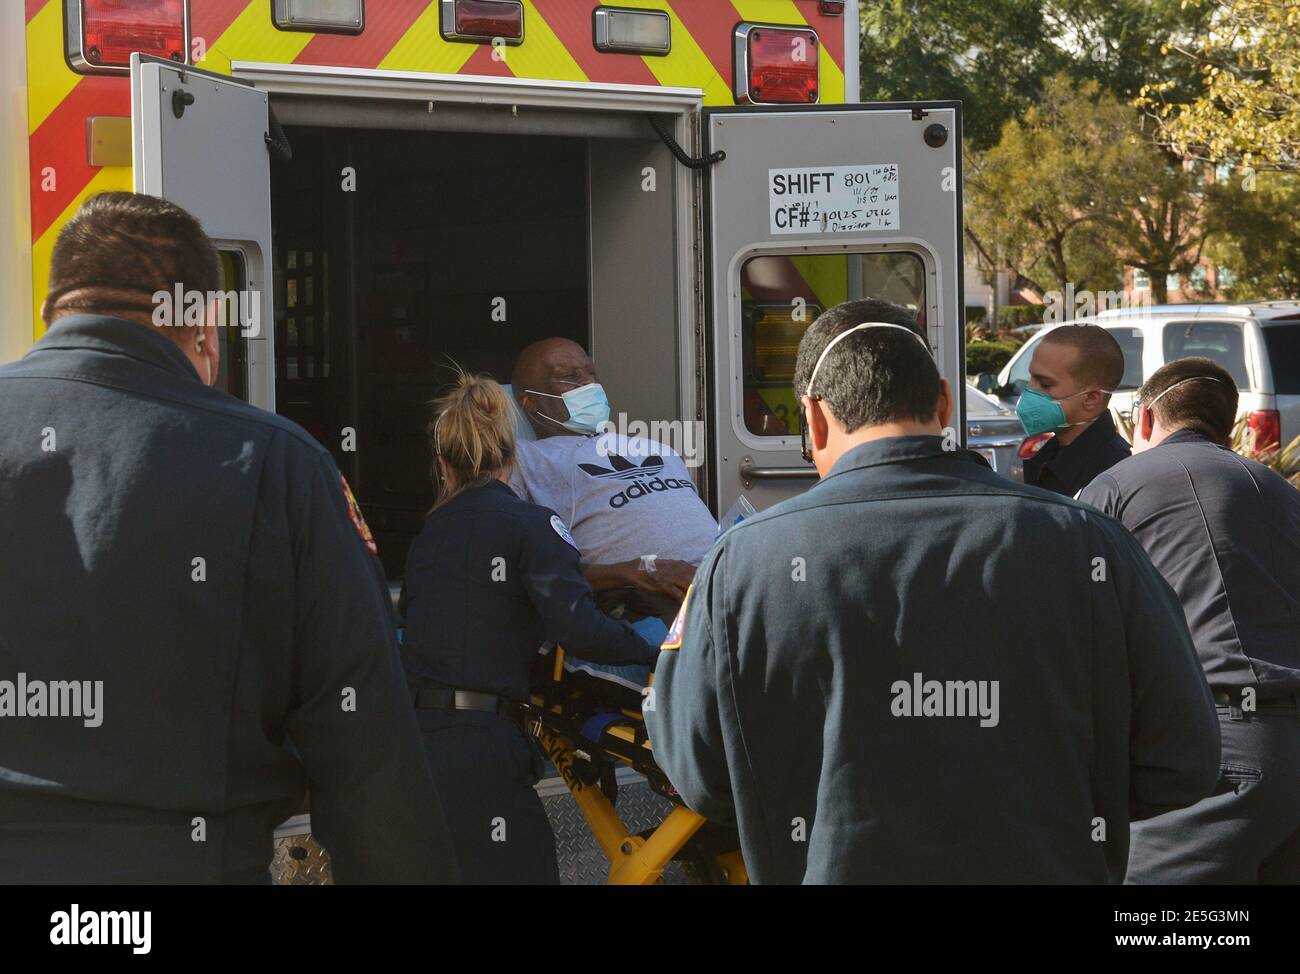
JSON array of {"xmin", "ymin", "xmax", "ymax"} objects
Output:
[
  {"xmin": 440, "ymin": 0, "xmax": 525, "ymax": 45},
  {"xmin": 67, "ymin": 0, "xmax": 188, "ymax": 73},
  {"xmin": 733, "ymin": 24, "xmax": 820, "ymax": 105}
]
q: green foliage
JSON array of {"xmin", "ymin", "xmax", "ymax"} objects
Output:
[
  {"xmin": 1141, "ymin": 0, "xmax": 1300, "ymax": 173},
  {"xmin": 967, "ymin": 76, "xmax": 1207, "ymax": 303},
  {"xmin": 1203, "ymin": 171, "xmax": 1300, "ymax": 299},
  {"xmin": 859, "ymin": 0, "xmax": 1052, "ymax": 150},
  {"xmin": 862, "ymin": 1, "xmax": 1284, "ymax": 308},
  {"xmin": 965, "ymin": 340, "xmax": 1021, "ymax": 375},
  {"xmin": 858, "ymin": 0, "xmax": 1206, "ymax": 150}
]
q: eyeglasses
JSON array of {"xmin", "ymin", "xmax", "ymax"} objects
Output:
[{"xmin": 800, "ymin": 397, "xmax": 816, "ymax": 463}]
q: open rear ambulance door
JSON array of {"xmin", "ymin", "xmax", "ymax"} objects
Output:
[
  {"xmin": 704, "ymin": 102, "xmax": 965, "ymax": 514},
  {"xmin": 130, "ymin": 54, "xmax": 275, "ymax": 410}
]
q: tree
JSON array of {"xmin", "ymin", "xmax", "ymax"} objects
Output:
[
  {"xmin": 1099, "ymin": 146, "xmax": 1209, "ymax": 304},
  {"xmin": 965, "ymin": 78, "xmax": 1124, "ymax": 300},
  {"xmin": 1203, "ymin": 171, "xmax": 1300, "ymax": 298},
  {"xmin": 1038, "ymin": 0, "xmax": 1208, "ymax": 104},
  {"xmin": 858, "ymin": 0, "xmax": 1205, "ymax": 150},
  {"xmin": 967, "ymin": 77, "xmax": 1209, "ymax": 306},
  {"xmin": 859, "ymin": 0, "xmax": 1052, "ymax": 150},
  {"xmin": 1141, "ymin": 0, "xmax": 1300, "ymax": 172}
]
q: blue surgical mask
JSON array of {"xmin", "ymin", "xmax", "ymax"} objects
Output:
[
  {"xmin": 526, "ymin": 382, "xmax": 611, "ymax": 435},
  {"xmin": 1016, "ymin": 386, "xmax": 1109, "ymax": 436}
]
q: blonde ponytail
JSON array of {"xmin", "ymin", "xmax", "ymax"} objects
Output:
[{"xmin": 429, "ymin": 371, "xmax": 516, "ymax": 509}]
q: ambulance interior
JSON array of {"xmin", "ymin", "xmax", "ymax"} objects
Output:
[{"xmin": 260, "ymin": 113, "xmax": 682, "ymax": 579}]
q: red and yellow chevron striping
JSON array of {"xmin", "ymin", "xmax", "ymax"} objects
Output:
[{"xmin": 22, "ymin": 0, "xmax": 848, "ymax": 338}]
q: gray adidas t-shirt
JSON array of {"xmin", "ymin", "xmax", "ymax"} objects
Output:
[{"xmin": 509, "ymin": 432, "xmax": 718, "ymax": 567}]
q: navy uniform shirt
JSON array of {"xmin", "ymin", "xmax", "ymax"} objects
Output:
[
  {"xmin": 0, "ymin": 315, "xmax": 457, "ymax": 884},
  {"xmin": 401, "ymin": 480, "xmax": 656, "ymax": 702},
  {"xmin": 1023, "ymin": 409, "xmax": 1131, "ymax": 497},
  {"xmin": 645, "ymin": 435, "xmax": 1219, "ymax": 884},
  {"xmin": 1080, "ymin": 429, "xmax": 1300, "ymax": 695}
]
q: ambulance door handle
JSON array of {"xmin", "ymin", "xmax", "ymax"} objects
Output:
[
  {"xmin": 739, "ymin": 459, "xmax": 817, "ymax": 481},
  {"xmin": 172, "ymin": 89, "xmax": 195, "ymax": 119}
]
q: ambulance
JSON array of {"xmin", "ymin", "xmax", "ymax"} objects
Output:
[{"xmin": 1, "ymin": 0, "xmax": 966, "ymax": 882}]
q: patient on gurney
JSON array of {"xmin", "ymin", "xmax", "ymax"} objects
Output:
[{"xmin": 507, "ymin": 338, "xmax": 720, "ymax": 703}]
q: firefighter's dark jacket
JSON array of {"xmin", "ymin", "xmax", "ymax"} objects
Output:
[
  {"xmin": 400, "ymin": 480, "xmax": 656, "ymax": 703},
  {"xmin": 1079, "ymin": 429, "xmax": 1300, "ymax": 695},
  {"xmin": 645, "ymin": 435, "xmax": 1220, "ymax": 884},
  {"xmin": 1023, "ymin": 409, "xmax": 1132, "ymax": 497},
  {"xmin": 0, "ymin": 315, "xmax": 457, "ymax": 884}
]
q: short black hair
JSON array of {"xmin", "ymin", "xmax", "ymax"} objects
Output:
[
  {"xmin": 44, "ymin": 191, "xmax": 219, "ymax": 328},
  {"xmin": 1139, "ymin": 356, "xmax": 1238, "ymax": 442},
  {"xmin": 791, "ymin": 298, "xmax": 939, "ymax": 433},
  {"xmin": 1039, "ymin": 325, "xmax": 1126, "ymax": 393}
]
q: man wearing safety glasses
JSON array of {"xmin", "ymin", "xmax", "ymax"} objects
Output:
[
  {"xmin": 1080, "ymin": 357, "xmax": 1300, "ymax": 884},
  {"xmin": 646, "ymin": 298, "xmax": 1219, "ymax": 884}
]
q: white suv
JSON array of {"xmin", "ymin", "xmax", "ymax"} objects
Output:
[{"xmin": 985, "ymin": 303, "xmax": 1300, "ymax": 449}]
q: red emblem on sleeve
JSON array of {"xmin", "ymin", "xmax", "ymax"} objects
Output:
[
  {"xmin": 340, "ymin": 474, "xmax": 378, "ymax": 555},
  {"xmin": 661, "ymin": 584, "xmax": 692, "ymax": 652}
]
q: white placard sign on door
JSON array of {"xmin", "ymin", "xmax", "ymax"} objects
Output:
[{"xmin": 768, "ymin": 164, "xmax": 900, "ymax": 235}]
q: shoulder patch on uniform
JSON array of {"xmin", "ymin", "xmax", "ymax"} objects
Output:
[
  {"xmin": 340, "ymin": 473, "xmax": 378, "ymax": 555},
  {"xmin": 661, "ymin": 583, "xmax": 692, "ymax": 652},
  {"xmin": 549, "ymin": 514, "xmax": 579, "ymax": 550}
]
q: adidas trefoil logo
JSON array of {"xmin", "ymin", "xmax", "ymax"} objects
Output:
[
  {"xmin": 577, "ymin": 452, "xmax": 697, "ymax": 509},
  {"xmin": 578, "ymin": 452, "xmax": 665, "ymax": 481}
]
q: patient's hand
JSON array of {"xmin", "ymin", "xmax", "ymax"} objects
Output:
[
  {"xmin": 627, "ymin": 558, "xmax": 696, "ymax": 601},
  {"xmin": 583, "ymin": 558, "xmax": 697, "ymax": 602}
]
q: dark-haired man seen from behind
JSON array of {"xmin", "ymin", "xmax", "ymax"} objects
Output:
[
  {"xmin": 0, "ymin": 192, "xmax": 457, "ymax": 883},
  {"xmin": 1019, "ymin": 325, "xmax": 1131, "ymax": 496},
  {"xmin": 646, "ymin": 298, "xmax": 1219, "ymax": 884},
  {"xmin": 1080, "ymin": 357, "xmax": 1300, "ymax": 884}
]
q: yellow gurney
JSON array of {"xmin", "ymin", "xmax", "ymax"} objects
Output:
[{"xmin": 523, "ymin": 647, "xmax": 746, "ymax": 885}]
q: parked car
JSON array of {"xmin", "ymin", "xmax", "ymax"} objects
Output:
[
  {"xmin": 975, "ymin": 302, "xmax": 1300, "ymax": 450},
  {"xmin": 965, "ymin": 383, "xmax": 1026, "ymax": 481}
]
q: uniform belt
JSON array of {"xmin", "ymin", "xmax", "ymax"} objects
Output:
[
  {"xmin": 409, "ymin": 678, "xmax": 506, "ymax": 714},
  {"xmin": 1212, "ymin": 688, "xmax": 1300, "ymax": 712}
]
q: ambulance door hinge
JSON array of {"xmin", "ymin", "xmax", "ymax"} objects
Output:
[
  {"xmin": 646, "ymin": 113, "xmax": 724, "ymax": 170},
  {"xmin": 264, "ymin": 107, "xmax": 293, "ymax": 164}
]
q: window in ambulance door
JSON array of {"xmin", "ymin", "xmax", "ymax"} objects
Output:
[
  {"xmin": 739, "ymin": 252, "xmax": 926, "ymax": 437},
  {"xmin": 216, "ymin": 251, "xmax": 250, "ymax": 401}
]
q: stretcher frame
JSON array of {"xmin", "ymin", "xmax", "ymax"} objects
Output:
[{"xmin": 524, "ymin": 648, "xmax": 746, "ymax": 885}]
